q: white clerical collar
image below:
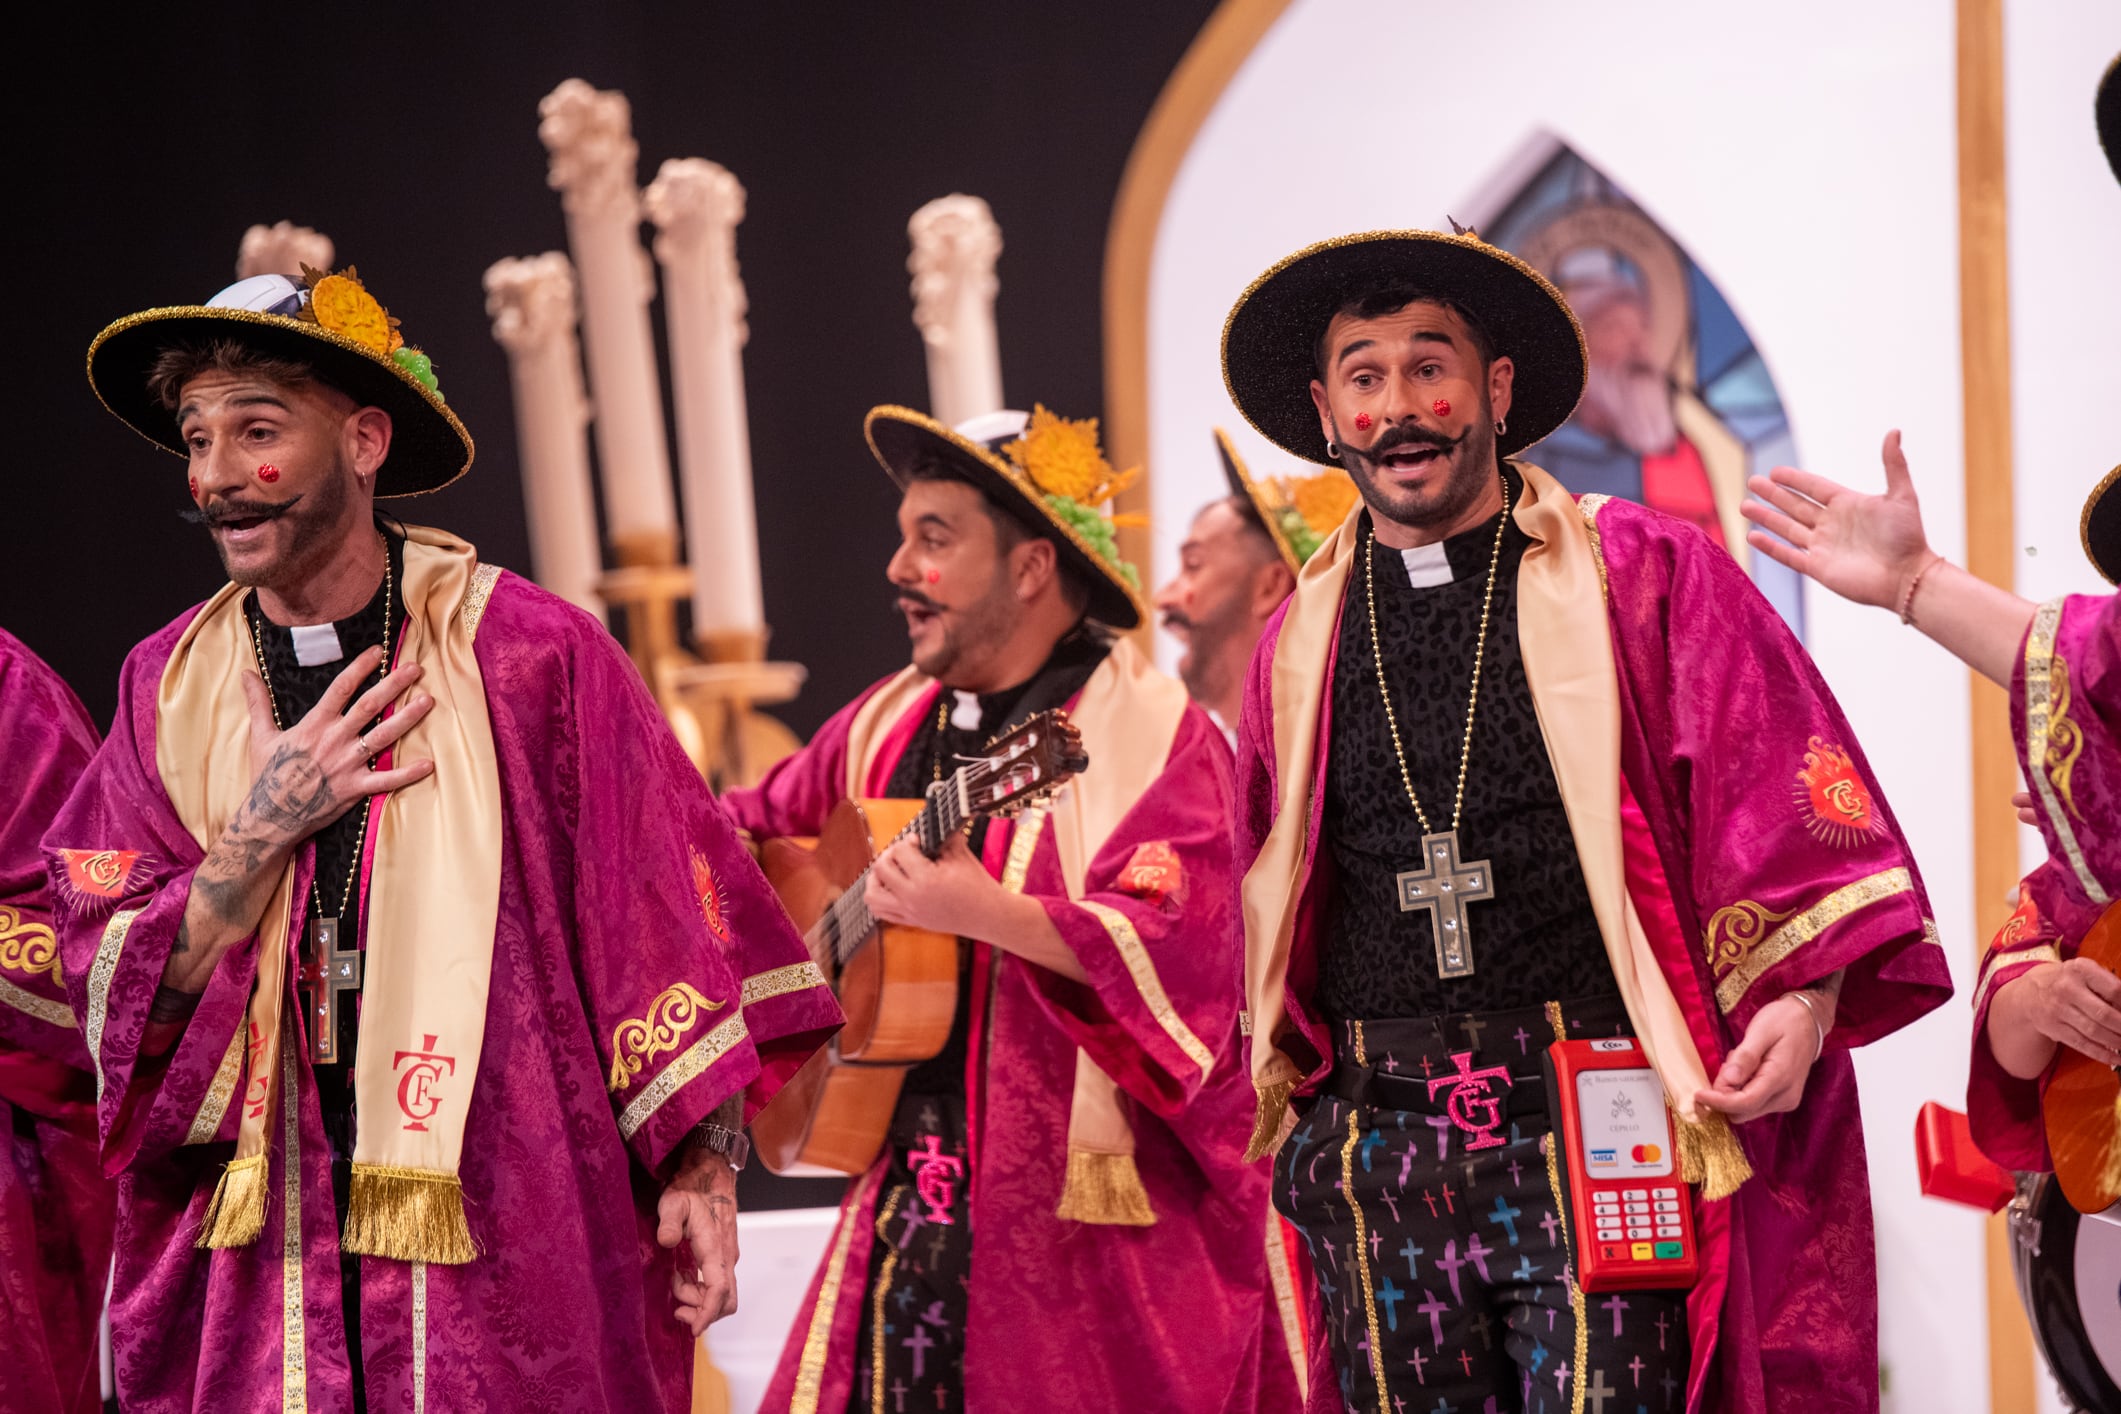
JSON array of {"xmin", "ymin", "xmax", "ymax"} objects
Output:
[
  {"xmin": 949, "ymin": 689, "xmax": 983, "ymax": 730},
  {"xmin": 289, "ymin": 623, "xmax": 346, "ymax": 667},
  {"xmin": 1400, "ymin": 542, "xmax": 1455, "ymax": 589}
]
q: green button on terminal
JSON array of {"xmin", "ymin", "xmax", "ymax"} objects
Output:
[{"xmin": 1653, "ymin": 1240, "xmax": 1684, "ymax": 1260}]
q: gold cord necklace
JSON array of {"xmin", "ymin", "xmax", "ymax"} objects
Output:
[
  {"xmin": 1362, "ymin": 475, "xmax": 1511, "ymax": 980},
  {"xmin": 244, "ymin": 534, "xmax": 391, "ymax": 1064}
]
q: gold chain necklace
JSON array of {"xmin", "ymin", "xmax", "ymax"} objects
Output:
[
  {"xmin": 244, "ymin": 535, "xmax": 391, "ymax": 1065},
  {"xmin": 1362, "ymin": 475, "xmax": 1511, "ymax": 979}
]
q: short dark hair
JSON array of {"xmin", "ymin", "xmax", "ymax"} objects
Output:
[
  {"xmin": 903, "ymin": 458, "xmax": 1091, "ymax": 609},
  {"xmin": 145, "ymin": 337, "xmax": 320, "ymax": 413},
  {"xmin": 905, "ymin": 458, "xmax": 1033, "ymax": 548},
  {"xmin": 1311, "ymin": 283, "xmax": 1498, "ymax": 378}
]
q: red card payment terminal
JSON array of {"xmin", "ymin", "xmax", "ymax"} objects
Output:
[{"xmin": 1543, "ymin": 1037, "xmax": 1699, "ymax": 1293}]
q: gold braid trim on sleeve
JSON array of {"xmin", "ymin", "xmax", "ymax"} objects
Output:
[
  {"xmin": 0, "ymin": 975, "xmax": 73, "ymax": 1028},
  {"xmin": 84, "ymin": 907, "xmax": 143, "ymax": 1099},
  {"xmin": 2025, "ymin": 599, "xmax": 2109, "ymax": 905},
  {"xmin": 615, "ymin": 1012, "xmax": 749, "ymax": 1140},
  {"xmin": 740, "ymin": 962, "xmax": 826, "ymax": 1008},
  {"xmin": 1973, "ymin": 944, "xmax": 2062, "ymax": 1016},
  {"xmin": 1076, "ymin": 898, "xmax": 1214, "ymax": 1078},
  {"xmin": 1708, "ymin": 868, "xmax": 1912, "ymax": 1013}
]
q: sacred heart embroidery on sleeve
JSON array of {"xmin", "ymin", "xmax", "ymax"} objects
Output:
[
  {"xmin": 1793, "ymin": 738, "xmax": 1885, "ymax": 849},
  {"xmin": 51, "ymin": 848, "xmax": 146, "ymax": 917},
  {"xmin": 690, "ymin": 846, "xmax": 730, "ymax": 943},
  {"xmin": 1118, "ymin": 841, "xmax": 1184, "ymax": 906}
]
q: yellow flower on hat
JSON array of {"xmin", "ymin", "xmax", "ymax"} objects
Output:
[
  {"xmin": 302, "ymin": 265, "xmax": 403, "ymax": 355},
  {"xmin": 1003, "ymin": 404, "xmax": 1140, "ymax": 509},
  {"xmin": 1280, "ymin": 469, "xmax": 1361, "ymax": 538}
]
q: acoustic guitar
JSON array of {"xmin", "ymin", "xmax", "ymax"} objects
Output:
[
  {"xmin": 751, "ymin": 709, "xmax": 1088, "ymax": 1175},
  {"xmin": 2043, "ymin": 901, "xmax": 2121, "ymax": 1213}
]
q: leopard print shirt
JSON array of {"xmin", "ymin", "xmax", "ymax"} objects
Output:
[{"xmin": 1317, "ymin": 474, "xmax": 1613, "ymax": 1021}]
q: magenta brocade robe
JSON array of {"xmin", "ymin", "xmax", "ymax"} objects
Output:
[
  {"xmin": 1967, "ymin": 592, "xmax": 2121, "ymax": 1167},
  {"xmin": 0, "ymin": 630, "xmax": 113, "ymax": 1414},
  {"xmin": 42, "ymin": 572, "xmax": 842, "ymax": 1414},
  {"xmin": 722, "ymin": 672, "xmax": 1302, "ymax": 1414},
  {"xmin": 1237, "ymin": 493, "xmax": 1952, "ymax": 1414}
]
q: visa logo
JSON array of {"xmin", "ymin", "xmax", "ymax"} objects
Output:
[{"xmin": 1589, "ymin": 1148, "xmax": 1617, "ymax": 1165}]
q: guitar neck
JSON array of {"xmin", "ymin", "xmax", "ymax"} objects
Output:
[{"xmin": 819, "ymin": 774, "xmax": 978, "ymax": 966}]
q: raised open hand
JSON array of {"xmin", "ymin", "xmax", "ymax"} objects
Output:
[
  {"xmin": 237, "ymin": 644, "xmax": 435, "ymax": 849},
  {"xmin": 1742, "ymin": 429, "xmax": 1936, "ymax": 612}
]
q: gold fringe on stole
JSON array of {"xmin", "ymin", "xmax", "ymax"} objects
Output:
[
  {"xmin": 1243, "ymin": 1078, "xmax": 1296, "ymax": 1163},
  {"xmin": 1676, "ymin": 1111, "xmax": 1753, "ymax": 1201},
  {"xmin": 341, "ymin": 1164, "xmax": 479, "ymax": 1265},
  {"xmin": 197, "ymin": 1153, "xmax": 268, "ymax": 1248},
  {"xmin": 1055, "ymin": 1148, "xmax": 1157, "ymax": 1226}
]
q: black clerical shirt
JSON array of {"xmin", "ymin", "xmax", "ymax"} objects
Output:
[
  {"xmin": 1316, "ymin": 471, "xmax": 1612, "ymax": 1021},
  {"xmin": 240, "ymin": 523, "xmax": 402, "ymax": 1402}
]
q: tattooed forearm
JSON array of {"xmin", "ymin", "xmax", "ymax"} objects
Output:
[{"xmin": 148, "ymin": 983, "xmax": 204, "ymax": 1024}]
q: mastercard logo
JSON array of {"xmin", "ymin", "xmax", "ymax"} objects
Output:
[{"xmin": 1631, "ymin": 1144, "xmax": 1663, "ymax": 1163}]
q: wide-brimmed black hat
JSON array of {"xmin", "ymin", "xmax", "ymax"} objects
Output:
[
  {"xmin": 88, "ymin": 269, "xmax": 473, "ymax": 497},
  {"xmin": 866, "ymin": 404, "xmax": 1147, "ymax": 629},
  {"xmin": 1222, "ymin": 229, "xmax": 1587, "ymax": 466}
]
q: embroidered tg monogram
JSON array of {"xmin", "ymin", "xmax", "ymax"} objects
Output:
[{"xmin": 1426, "ymin": 1051, "xmax": 1514, "ymax": 1151}]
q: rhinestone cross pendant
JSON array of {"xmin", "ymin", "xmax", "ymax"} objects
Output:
[{"xmin": 1395, "ymin": 830, "xmax": 1495, "ymax": 979}]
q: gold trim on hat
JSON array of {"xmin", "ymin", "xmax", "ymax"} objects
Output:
[
  {"xmin": 85, "ymin": 304, "xmax": 475, "ymax": 498},
  {"xmin": 1215, "ymin": 427, "xmax": 1301, "ymax": 574},
  {"xmin": 863, "ymin": 403, "xmax": 1152, "ymax": 627}
]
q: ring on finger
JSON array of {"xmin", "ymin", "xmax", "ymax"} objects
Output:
[{"xmin": 357, "ymin": 732, "xmax": 373, "ymax": 758}]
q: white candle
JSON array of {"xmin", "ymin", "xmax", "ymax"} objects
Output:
[
  {"xmin": 236, "ymin": 220, "xmax": 334, "ymax": 280},
  {"xmin": 538, "ymin": 79, "xmax": 678, "ymax": 550},
  {"xmin": 483, "ymin": 254, "xmax": 606, "ymax": 621},
  {"xmin": 907, "ymin": 195, "xmax": 1004, "ymax": 425},
  {"xmin": 643, "ymin": 158, "xmax": 764, "ymax": 641}
]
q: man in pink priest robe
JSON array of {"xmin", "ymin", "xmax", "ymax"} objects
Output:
[
  {"xmin": 49, "ymin": 266, "xmax": 841, "ymax": 1413},
  {"xmin": 724, "ymin": 405, "xmax": 1303, "ymax": 1413},
  {"xmin": 0, "ymin": 629, "xmax": 114, "ymax": 1414},
  {"xmin": 1223, "ymin": 229, "xmax": 1953, "ymax": 1413}
]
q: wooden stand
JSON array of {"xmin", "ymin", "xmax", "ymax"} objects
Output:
[{"xmin": 596, "ymin": 533, "xmax": 806, "ymax": 793}]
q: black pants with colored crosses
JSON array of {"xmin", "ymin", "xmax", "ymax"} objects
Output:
[{"xmin": 1274, "ymin": 999, "xmax": 1691, "ymax": 1414}]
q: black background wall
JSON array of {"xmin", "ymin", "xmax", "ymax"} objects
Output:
[
  {"xmin": 15, "ymin": 2, "xmax": 1216, "ymax": 735},
  {"xmin": 17, "ymin": 2, "xmax": 1217, "ymax": 1208}
]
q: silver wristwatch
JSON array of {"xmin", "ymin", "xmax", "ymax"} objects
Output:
[{"xmin": 692, "ymin": 1121, "xmax": 750, "ymax": 1172}]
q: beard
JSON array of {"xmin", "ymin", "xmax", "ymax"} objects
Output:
[
  {"xmin": 1581, "ymin": 361, "xmax": 1678, "ymax": 458},
  {"xmin": 197, "ymin": 451, "xmax": 356, "ymax": 590},
  {"xmin": 1167, "ymin": 595, "xmax": 1248, "ymax": 709},
  {"xmin": 903, "ymin": 567, "xmax": 1020, "ymax": 683},
  {"xmin": 1338, "ymin": 404, "xmax": 1500, "ymax": 536}
]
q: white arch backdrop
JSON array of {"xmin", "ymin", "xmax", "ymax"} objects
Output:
[{"xmin": 1137, "ymin": 3, "xmax": 2121, "ymax": 1411}]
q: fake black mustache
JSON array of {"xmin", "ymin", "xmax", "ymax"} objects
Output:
[
  {"xmin": 181, "ymin": 495, "xmax": 302, "ymax": 528},
  {"xmin": 895, "ymin": 587, "xmax": 942, "ymax": 614},
  {"xmin": 1345, "ymin": 421, "xmax": 1463, "ymax": 466}
]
